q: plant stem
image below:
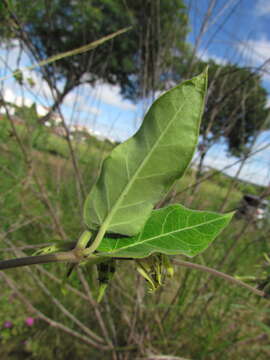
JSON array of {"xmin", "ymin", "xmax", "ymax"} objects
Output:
[
  {"xmin": 0, "ymin": 26, "xmax": 131, "ymax": 81},
  {"xmin": 0, "ymin": 271, "xmax": 110, "ymax": 350},
  {"xmin": 0, "ymin": 250, "xmax": 113, "ymax": 270},
  {"xmin": 0, "ymin": 252, "xmax": 78, "ymax": 270},
  {"xmin": 174, "ymin": 259, "xmax": 267, "ymax": 298},
  {"xmin": 1, "ymin": 251, "xmax": 266, "ymax": 299},
  {"xmin": 84, "ymin": 224, "xmax": 107, "ymax": 255}
]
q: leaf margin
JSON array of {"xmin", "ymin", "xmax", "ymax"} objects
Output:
[
  {"xmin": 84, "ymin": 69, "xmax": 208, "ymax": 244},
  {"xmin": 96, "ymin": 204, "xmax": 234, "ymax": 259}
]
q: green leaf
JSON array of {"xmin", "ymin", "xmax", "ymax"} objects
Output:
[
  {"xmin": 33, "ymin": 240, "xmax": 76, "ymax": 256},
  {"xmin": 97, "ymin": 204, "xmax": 234, "ymax": 258},
  {"xmin": 84, "ymin": 70, "xmax": 207, "ymax": 237}
]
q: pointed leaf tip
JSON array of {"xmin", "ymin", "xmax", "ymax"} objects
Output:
[
  {"xmin": 97, "ymin": 204, "xmax": 234, "ymax": 258},
  {"xmin": 84, "ymin": 72, "xmax": 208, "ymax": 237}
]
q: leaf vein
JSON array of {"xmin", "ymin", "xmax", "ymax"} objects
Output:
[{"xmin": 107, "ymin": 215, "xmax": 225, "ymax": 254}]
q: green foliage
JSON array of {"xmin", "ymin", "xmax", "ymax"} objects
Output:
[
  {"xmin": 1, "ymin": 71, "xmax": 235, "ymax": 298},
  {"xmin": 192, "ymin": 61, "xmax": 269, "ymax": 157},
  {"xmin": 80, "ymin": 70, "xmax": 234, "ymax": 296},
  {"xmin": 135, "ymin": 255, "xmax": 170, "ymax": 292},
  {"xmin": 0, "ymin": 115, "xmax": 111, "ymax": 251},
  {"xmin": 0, "ymin": 115, "xmax": 114, "ymax": 163},
  {"xmin": 210, "ymin": 170, "xmax": 264, "ymax": 197},
  {"xmin": 0, "ymin": 69, "xmax": 249, "ymax": 359},
  {"xmin": 97, "ymin": 204, "xmax": 233, "ymax": 258},
  {"xmin": 0, "ymin": 0, "xmax": 188, "ymax": 98},
  {"xmin": 12, "ymin": 69, "xmax": 23, "ymax": 85},
  {"xmin": 84, "ymin": 70, "xmax": 207, "ymax": 236},
  {"xmin": 0, "ymin": 111, "xmax": 268, "ymax": 359}
]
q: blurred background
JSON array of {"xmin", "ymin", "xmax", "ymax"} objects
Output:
[{"xmin": 0, "ymin": 1, "xmax": 270, "ymax": 359}]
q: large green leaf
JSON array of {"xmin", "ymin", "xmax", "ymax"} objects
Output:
[
  {"xmin": 97, "ymin": 205, "xmax": 233, "ymax": 258},
  {"xmin": 84, "ymin": 70, "xmax": 207, "ymax": 236}
]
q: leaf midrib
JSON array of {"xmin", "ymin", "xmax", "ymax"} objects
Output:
[
  {"xmin": 100, "ymin": 98, "xmax": 186, "ymax": 232},
  {"xmin": 104, "ymin": 215, "xmax": 227, "ymax": 254}
]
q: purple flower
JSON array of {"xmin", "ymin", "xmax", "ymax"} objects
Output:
[
  {"xmin": 3, "ymin": 321, "xmax": 13, "ymax": 329},
  {"xmin": 25, "ymin": 317, "xmax": 35, "ymax": 327}
]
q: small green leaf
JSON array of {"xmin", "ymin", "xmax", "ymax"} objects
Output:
[
  {"xmin": 13, "ymin": 69, "xmax": 23, "ymax": 85},
  {"xmin": 84, "ymin": 70, "xmax": 207, "ymax": 237},
  {"xmin": 33, "ymin": 240, "xmax": 75, "ymax": 256},
  {"xmin": 97, "ymin": 205, "xmax": 234, "ymax": 258}
]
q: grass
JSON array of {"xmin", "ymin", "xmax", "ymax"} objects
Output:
[{"xmin": 0, "ymin": 116, "xmax": 270, "ymax": 359}]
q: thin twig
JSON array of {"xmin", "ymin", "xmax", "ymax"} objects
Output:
[
  {"xmin": 173, "ymin": 259, "xmax": 267, "ymax": 298},
  {"xmin": 77, "ymin": 268, "xmax": 113, "ymax": 348},
  {"xmin": 1, "ymin": 238, "xmax": 106, "ymax": 345},
  {"xmin": 25, "ymin": 265, "xmax": 105, "ymax": 344},
  {"xmin": 2, "ymin": 237, "xmax": 90, "ymax": 301},
  {"xmin": 0, "ymin": 25, "xmax": 131, "ymax": 82},
  {"xmin": 0, "ymin": 272, "xmax": 110, "ymax": 350},
  {"xmin": 0, "ymin": 243, "xmax": 55, "ymax": 252},
  {"xmin": 0, "ymin": 100, "xmax": 67, "ymax": 240}
]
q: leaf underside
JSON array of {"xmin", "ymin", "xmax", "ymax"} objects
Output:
[
  {"xmin": 84, "ymin": 71, "xmax": 208, "ymax": 236},
  {"xmin": 97, "ymin": 204, "xmax": 234, "ymax": 258}
]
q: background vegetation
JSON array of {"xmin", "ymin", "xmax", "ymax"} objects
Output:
[{"xmin": 0, "ymin": 1, "xmax": 270, "ymax": 359}]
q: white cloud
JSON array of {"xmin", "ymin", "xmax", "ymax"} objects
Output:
[
  {"xmin": 77, "ymin": 102, "xmax": 100, "ymax": 116},
  {"xmin": 36, "ymin": 104, "xmax": 48, "ymax": 116},
  {"xmin": 0, "ymin": 41, "xmax": 28, "ymax": 71},
  {"xmin": 237, "ymin": 36, "xmax": 270, "ymax": 82},
  {"xmin": 64, "ymin": 90, "xmax": 101, "ymax": 116},
  {"xmin": 90, "ymin": 82, "xmax": 136, "ymax": 111},
  {"xmin": 203, "ymin": 133, "xmax": 270, "ymax": 187},
  {"xmin": 0, "ymin": 104, "xmax": 15, "ymax": 115},
  {"xmin": 1, "ymin": 41, "xmax": 136, "ymax": 113},
  {"xmin": 204, "ymin": 152, "xmax": 270, "ymax": 186},
  {"xmin": 3, "ymin": 88, "xmax": 33, "ymax": 107},
  {"xmin": 197, "ymin": 49, "xmax": 227, "ymax": 66},
  {"xmin": 237, "ymin": 37, "xmax": 270, "ymax": 64},
  {"xmin": 256, "ymin": 0, "xmax": 270, "ymax": 16},
  {"xmin": 22, "ymin": 71, "xmax": 136, "ymax": 115},
  {"xmin": 22, "ymin": 69, "xmax": 58, "ymax": 101},
  {"xmin": 88, "ymin": 120, "xmax": 130, "ymax": 142}
]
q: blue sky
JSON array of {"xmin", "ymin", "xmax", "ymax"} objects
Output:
[
  {"xmin": 0, "ymin": 0, "xmax": 270, "ymax": 186},
  {"xmin": 187, "ymin": 0, "xmax": 270, "ymax": 186},
  {"xmin": 188, "ymin": 0, "xmax": 270, "ymax": 91}
]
